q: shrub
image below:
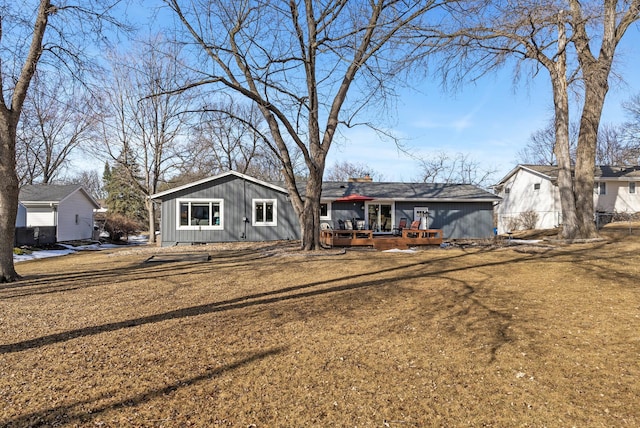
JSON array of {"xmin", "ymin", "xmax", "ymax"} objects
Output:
[
  {"xmin": 103, "ymin": 213, "xmax": 140, "ymax": 241},
  {"xmin": 519, "ymin": 210, "xmax": 539, "ymax": 230},
  {"xmin": 505, "ymin": 217, "xmax": 520, "ymax": 232}
]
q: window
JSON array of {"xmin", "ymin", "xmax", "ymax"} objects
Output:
[
  {"xmin": 630, "ymin": 182, "xmax": 636, "ymax": 194},
  {"xmin": 533, "ymin": 183, "xmax": 541, "ymax": 190},
  {"xmin": 320, "ymin": 202, "xmax": 331, "ymax": 220},
  {"xmin": 177, "ymin": 199, "xmax": 223, "ymax": 229},
  {"xmin": 594, "ymin": 182, "xmax": 606, "ymax": 195},
  {"xmin": 504, "ymin": 187, "xmax": 511, "ymax": 194},
  {"xmin": 75, "ymin": 214, "xmax": 79, "ymax": 224},
  {"xmin": 253, "ymin": 199, "xmax": 277, "ymax": 226}
]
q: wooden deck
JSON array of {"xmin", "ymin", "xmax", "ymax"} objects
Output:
[{"xmin": 321, "ymin": 229, "xmax": 443, "ymax": 250}]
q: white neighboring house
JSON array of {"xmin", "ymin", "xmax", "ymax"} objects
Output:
[
  {"xmin": 494, "ymin": 164, "xmax": 640, "ymax": 233},
  {"xmin": 19, "ymin": 184, "xmax": 100, "ymax": 242}
]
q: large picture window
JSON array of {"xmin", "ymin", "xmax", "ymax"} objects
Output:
[
  {"xmin": 253, "ymin": 199, "xmax": 277, "ymax": 226},
  {"xmin": 177, "ymin": 199, "xmax": 223, "ymax": 229}
]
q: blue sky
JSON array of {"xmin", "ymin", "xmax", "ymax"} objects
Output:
[
  {"xmin": 104, "ymin": 2, "xmax": 640, "ymax": 185},
  {"xmin": 327, "ymin": 29, "xmax": 640, "ymax": 183}
]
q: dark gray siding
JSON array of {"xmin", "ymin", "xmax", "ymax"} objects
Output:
[
  {"xmin": 394, "ymin": 202, "xmax": 495, "ymax": 239},
  {"xmin": 325, "ymin": 202, "xmax": 366, "ymax": 228},
  {"xmin": 159, "ymin": 175, "xmax": 300, "ymax": 246}
]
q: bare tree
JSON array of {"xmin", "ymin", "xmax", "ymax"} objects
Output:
[
  {"xmin": 64, "ymin": 169, "xmax": 105, "ymax": 200},
  {"xmin": 436, "ymin": 0, "xmax": 640, "ymax": 239},
  {"xmin": 518, "ymin": 119, "xmax": 636, "ymax": 165},
  {"xmin": 517, "ymin": 120, "xmax": 579, "ymax": 165},
  {"xmin": 596, "ymin": 123, "xmax": 638, "ymax": 165},
  {"xmin": 622, "ymin": 93, "xmax": 640, "ymax": 157},
  {"xmin": 417, "ymin": 151, "xmax": 497, "ymax": 188},
  {"xmin": 178, "ymin": 99, "xmax": 288, "ymax": 181},
  {"xmin": 164, "ymin": 0, "xmax": 445, "ymax": 250},
  {"xmin": 97, "ymin": 37, "xmax": 192, "ymax": 244},
  {"xmin": 16, "ymin": 72, "xmax": 97, "ymax": 185},
  {"xmin": 324, "ymin": 161, "xmax": 381, "ymax": 182},
  {"xmin": 0, "ymin": 1, "xmax": 125, "ymax": 282}
]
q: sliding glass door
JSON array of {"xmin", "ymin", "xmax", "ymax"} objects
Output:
[{"xmin": 366, "ymin": 202, "xmax": 393, "ymax": 232}]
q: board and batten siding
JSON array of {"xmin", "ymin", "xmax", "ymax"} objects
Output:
[
  {"xmin": 159, "ymin": 174, "xmax": 300, "ymax": 246},
  {"xmin": 394, "ymin": 201, "xmax": 495, "ymax": 239}
]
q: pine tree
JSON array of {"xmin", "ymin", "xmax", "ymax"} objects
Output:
[{"xmin": 103, "ymin": 148, "xmax": 147, "ymax": 225}]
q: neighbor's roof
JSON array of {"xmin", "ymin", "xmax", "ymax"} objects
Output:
[
  {"xmin": 497, "ymin": 164, "xmax": 640, "ymax": 186},
  {"xmin": 19, "ymin": 184, "xmax": 100, "ymax": 208}
]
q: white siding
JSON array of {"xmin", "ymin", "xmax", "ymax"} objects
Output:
[
  {"xmin": 595, "ymin": 180, "xmax": 640, "ymax": 213},
  {"xmin": 57, "ymin": 191, "xmax": 95, "ymax": 241},
  {"xmin": 496, "ymin": 169, "xmax": 561, "ymax": 233}
]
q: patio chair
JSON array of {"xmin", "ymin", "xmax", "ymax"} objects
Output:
[
  {"xmin": 355, "ymin": 219, "xmax": 366, "ymax": 230},
  {"xmin": 344, "ymin": 219, "xmax": 353, "ymax": 230},
  {"xmin": 337, "ymin": 219, "xmax": 346, "ymax": 230},
  {"xmin": 405, "ymin": 220, "xmax": 421, "ymax": 238},
  {"xmin": 392, "ymin": 218, "xmax": 407, "ymax": 236}
]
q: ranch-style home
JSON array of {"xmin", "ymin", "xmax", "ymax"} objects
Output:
[
  {"xmin": 18, "ymin": 184, "xmax": 100, "ymax": 244},
  {"xmin": 150, "ymin": 171, "xmax": 500, "ymax": 247},
  {"xmin": 494, "ymin": 164, "xmax": 640, "ymax": 233}
]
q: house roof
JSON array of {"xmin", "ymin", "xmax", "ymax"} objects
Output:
[
  {"xmin": 151, "ymin": 170, "xmax": 500, "ymax": 202},
  {"xmin": 149, "ymin": 170, "xmax": 289, "ymax": 200},
  {"xmin": 19, "ymin": 184, "xmax": 100, "ymax": 208},
  {"xmin": 318, "ymin": 181, "xmax": 500, "ymax": 202},
  {"xmin": 496, "ymin": 164, "xmax": 640, "ymax": 187}
]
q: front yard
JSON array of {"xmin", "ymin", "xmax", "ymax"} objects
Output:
[{"xmin": 1, "ymin": 233, "xmax": 639, "ymax": 426}]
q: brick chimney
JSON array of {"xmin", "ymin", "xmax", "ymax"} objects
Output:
[{"xmin": 348, "ymin": 174, "xmax": 372, "ymax": 182}]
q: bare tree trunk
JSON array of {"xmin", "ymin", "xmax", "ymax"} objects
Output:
[
  {"xmin": 146, "ymin": 199, "xmax": 157, "ymax": 244},
  {"xmin": 0, "ymin": 115, "xmax": 21, "ymax": 282},
  {"xmin": 552, "ymin": 13, "xmax": 579, "ymax": 240},
  {"xmin": 301, "ymin": 171, "xmax": 323, "ymax": 250},
  {"xmin": 574, "ymin": 67, "xmax": 609, "ymax": 238}
]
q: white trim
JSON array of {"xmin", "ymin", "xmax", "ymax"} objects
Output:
[
  {"xmin": 176, "ymin": 198, "xmax": 224, "ymax": 230},
  {"xmin": 252, "ymin": 199, "xmax": 277, "ymax": 226},
  {"xmin": 320, "ymin": 201, "xmax": 332, "ymax": 220},
  {"xmin": 365, "ymin": 201, "xmax": 395, "ymax": 232}
]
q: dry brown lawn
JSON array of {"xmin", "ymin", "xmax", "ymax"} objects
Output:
[{"xmin": 1, "ymin": 229, "xmax": 639, "ymax": 427}]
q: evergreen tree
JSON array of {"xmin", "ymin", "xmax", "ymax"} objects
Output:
[{"xmin": 103, "ymin": 148, "xmax": 147, "ymax": 225}]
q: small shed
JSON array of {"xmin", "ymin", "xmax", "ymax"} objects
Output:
[{"xmin": 19, "ymin": 184, "xmax": 100, "ymax": 242}]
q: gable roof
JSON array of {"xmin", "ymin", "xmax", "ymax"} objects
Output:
[
  {"xmin": 149, "ymin": 170, "xmax": 289, "ymax": 200},
  {"xmin": 496, "ymin": 164, "xmax": 640, "ymax": 187},
  {"xmin": 19, "ymin": 184, "xmax": 100, "ymax": 208}
]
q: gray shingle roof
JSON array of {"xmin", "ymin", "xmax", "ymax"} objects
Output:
[
  {"xmin": 519, "ymin": 164, "xmax": 640, "ymax": 180},
  {"xmin": 19, "ymin": 184, "xmax": 98, "ymax": 206},
  {"xmin": 320, "ymin": 181, "xmax": 498, "ymax": 200},
  {"xmin": 279, "ymin": 181, "xmax": 499, "ymax": 201}
]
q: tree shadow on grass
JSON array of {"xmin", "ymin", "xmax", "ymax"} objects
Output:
[
  {"xmin": 1, "ymin": 249, "xmax": 275, "ymax": 300},
  {"xmin": 0, "ymin": 247, "xmax": 535, "ymax": 354},
  {"xmin": 1, "ymin": 346, "xmax": 285, "ymax": 427},
  {"xmin": 1, "ymin": 240, "xmax": 622, "ymax": 357}
]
